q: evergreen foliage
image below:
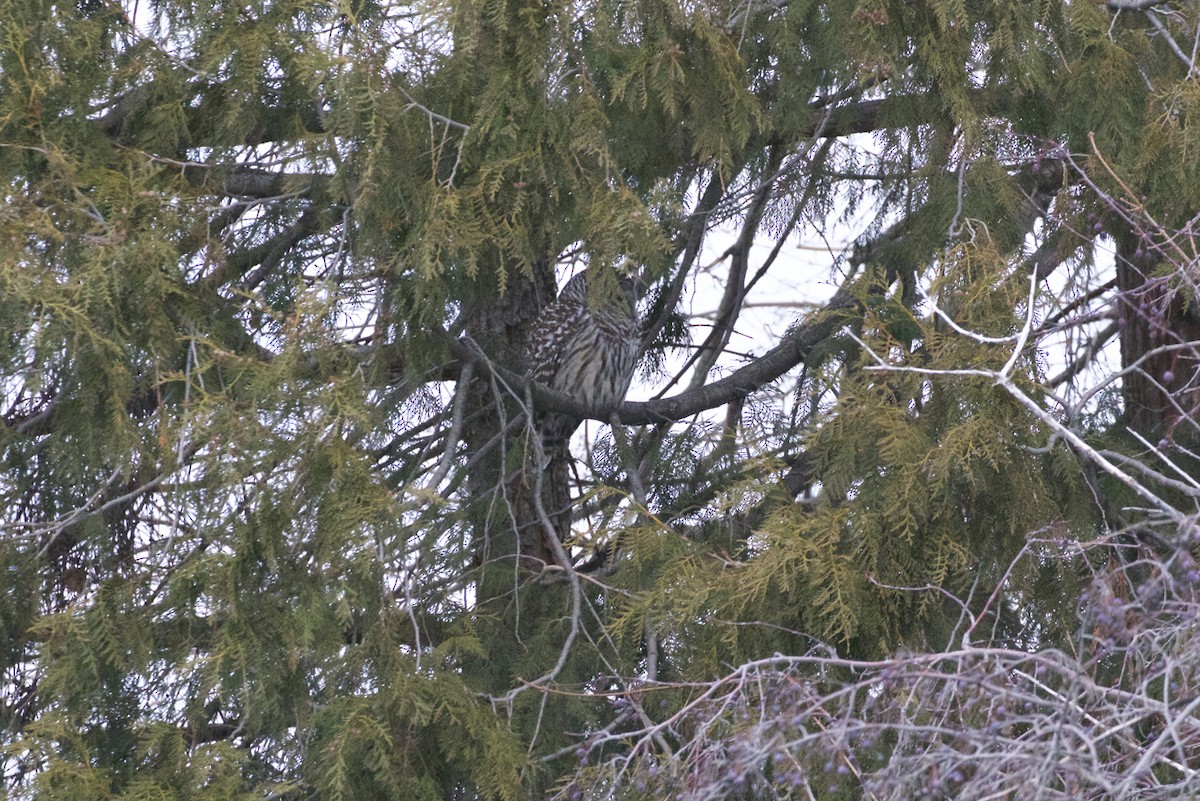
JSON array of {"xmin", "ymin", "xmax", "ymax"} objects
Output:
[{"xmin": 3, "ymin": 0, "xmax": 1200, "ymax": 798}]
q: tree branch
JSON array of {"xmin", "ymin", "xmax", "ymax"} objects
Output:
[{"xmin": 444, "ymin": 280, "xmax": 858, "ymax": 426}]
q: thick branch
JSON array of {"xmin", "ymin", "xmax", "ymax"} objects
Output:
[
  {"xmin": 446, "ymin": 281, "xmax": 858, "ymax": 426},
  {"xmin": 624, "ymin": 283, "xmax": 856, "ymax": 422},
  {"xmin": 213, "ymin": 206, "xmax": 333, "ymax": 290},
  {"xmin": 182, "ymin": 165, "xmax": 329, "ymax": 199},
  {"xmin": 1106, "ymin": 0, "xmax": 1173, "ymax": 9},
  {"xmin": 98, "ymin": 84, "xmax": 324, "ymax": 150}
]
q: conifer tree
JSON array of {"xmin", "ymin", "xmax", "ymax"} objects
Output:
[{"xmin": 2, "ymin": 0, "xmax": 1199, "ymax": 799}]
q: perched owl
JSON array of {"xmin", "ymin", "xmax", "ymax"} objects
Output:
[{"xmin": 527, "ymin": 269, "xmax": 640, "ymax": 445}]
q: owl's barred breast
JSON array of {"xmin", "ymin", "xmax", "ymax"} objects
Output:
[{"xmin": 527, "ymin": 270, "xmax": 639, "ymax": 445}]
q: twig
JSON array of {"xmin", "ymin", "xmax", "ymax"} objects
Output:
[{"xmin": 423, "ymin": 361, "xmax": 474, "ymax": 493}]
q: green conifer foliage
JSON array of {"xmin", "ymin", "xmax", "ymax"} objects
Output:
[{"xmin": 3, "ymin": 0, "xmax": 1200, "ymax": 798}]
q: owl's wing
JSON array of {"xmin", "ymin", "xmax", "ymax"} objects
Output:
[{"xmin": 527, "ymin": 273, "xmax": 587, "ymax": 387}]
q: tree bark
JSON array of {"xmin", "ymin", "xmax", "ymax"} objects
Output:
[{"xmin": 1113, "ymin": 229, "xmax": 1200, "ymax": 445}]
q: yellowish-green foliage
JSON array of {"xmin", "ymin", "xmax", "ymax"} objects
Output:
[
  {"xmin": 2, "ymin": 0, "xmax": 1193, "ymax": 798},
  {"xmin": 596, "ymin": 240, "xmax": 1076, "ymax": 669}
]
